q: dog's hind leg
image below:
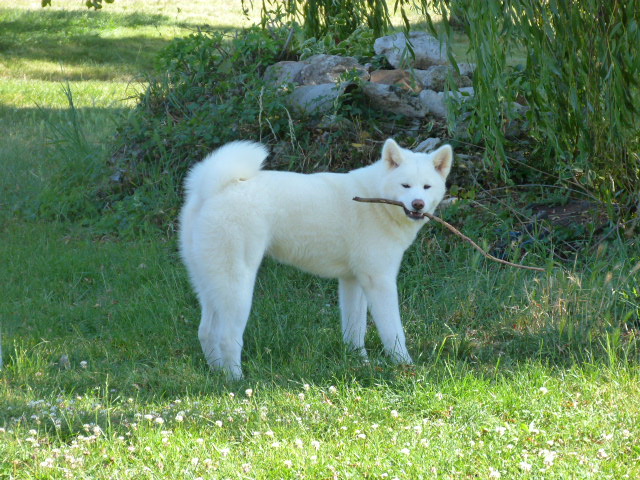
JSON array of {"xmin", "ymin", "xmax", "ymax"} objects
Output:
[
  {"xmin": 217, "ymin": 269, "xmax": 259, "ymax": 380},
  {"xmin": 196, "ymin": 224, "xmax": 267, "ymax": 380},
  {"xmin": 339, "ymin": 277, "xmax": 368, "ymax": 359},
  {"xmin": 198, "ymin": 300, "xmax": 223, "ymax": 371},
  {"xmin": 197, "ymin": 259, "xmax": 262, "ymax": 380}
]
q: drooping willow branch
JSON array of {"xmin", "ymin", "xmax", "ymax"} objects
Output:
[{"xmin": 353, "ymin": 196, "xmax": 546, "ymax": 273}]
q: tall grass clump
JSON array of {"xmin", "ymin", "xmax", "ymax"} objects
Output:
[{"xmin": 422, "ymin": 0, "xmax": 640, "ymax": 216}]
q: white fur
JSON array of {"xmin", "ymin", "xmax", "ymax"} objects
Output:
[{"xmin": 179, "ymin": 139, "xmax": 453, "ymax": 379}]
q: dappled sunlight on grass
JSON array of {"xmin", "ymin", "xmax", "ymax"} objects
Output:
[
  {"xmin": 1, "ymin": 1, "xmax": 256, "ymax": 89},
  {"xmin": 0, "ymin": 79, "xmax": 141, "ymax": 108}
]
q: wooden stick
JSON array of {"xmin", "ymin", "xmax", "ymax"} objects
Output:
[{"xmin": 353, "ymin": 196, "xmax": 546, "ymax": 273}]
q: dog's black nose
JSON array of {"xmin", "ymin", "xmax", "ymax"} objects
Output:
[{"xmin": 411, "ymin": 199, "xmax": 425, "ymax": 211}]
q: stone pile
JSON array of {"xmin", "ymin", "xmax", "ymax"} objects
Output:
[{"xmin": 263, "ymin": 31, "xmax": 476, "ymax": 120}]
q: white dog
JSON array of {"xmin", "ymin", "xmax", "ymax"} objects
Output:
[{"xmin": 179, "ymin": 139, "xmax": 453, "ymax": 379}]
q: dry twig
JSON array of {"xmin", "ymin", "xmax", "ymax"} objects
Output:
[{"xmin": 353, "ymin": 196, "xmax": 546, "ymax": 273}]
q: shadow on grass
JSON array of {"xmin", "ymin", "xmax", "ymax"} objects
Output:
[{"xmin": 0, "ymin": 7, "xmax": 240, "ymax": 80}]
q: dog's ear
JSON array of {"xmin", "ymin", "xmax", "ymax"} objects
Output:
[
  {"xmin": 432, "ymin": 144, "xmax": 453, "ymax": 179},
  {"xmin": 382, "ymin": 138, "xmax": 404, "ymax": 169}
]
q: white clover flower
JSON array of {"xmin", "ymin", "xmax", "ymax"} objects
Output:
[
  {"xmin": 80, "ymin": 361, "xmax": 88, "ymax": 369},
  {"xmin": 541, "ymin": 449, "xmax": 557, "ymax": 466},
  {"xmin": 143, "ymin": 414, "xmax": 154, "ymax": 421},
  {"xmin": 489, "ymin": 467, "xmax": 501, "ymax": 478},
  {"xmin": 539, "ymin": 386, "xmax": 549, "ymax": 395},
  {"xmin": 311, "ymin": 440, "xmax": 321, "ymax": 450},
  {"xmin": 390, "ymin": 410, "xmax": 399, "ymax": 418},
  {"xmin": 215, "ymin": 420, "xmax": 223, "ymax": 428},
  {"xmin": 519, "ymin": 461, "xmax": 532, "ymax": 472},
  {"xmin": 294, "ymin": 439, "xmax": 303, "ymax": 448},
  {"xmin": 245, "ymin": 388, "xmax": 253, "ymax": 398},
  {"xmin": 154, "ymin": 417, "xmax": 164, "ymax": 424},
  {"xmin": 283, "ymin": 459, "xmax": 293, "ymax": 468},
  {"xmin": 303, "ymin": 384, "xmax": 310, "ymax": 391},
  {"xmin": 265, "ymin": 430, "xmax": 274, "ymax": 437},
  {"xmin": 357, "ymin": 433, "xmax": 366, "ymax": 439},
  {"xmin": 328, "ymin": 386, "xmax": 337, "ymax": 395},
  {"xmin": 400, "ymin": 448, "xmax": 410, "ymax": 455},
  {"xmin": 175, "ymin": 414, "xmax": 184, "ymax": 422}
]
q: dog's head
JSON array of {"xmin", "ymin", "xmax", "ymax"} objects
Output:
[{"xmin": 380, "ymin": 138, "xmax": 453, "ymax": 221}]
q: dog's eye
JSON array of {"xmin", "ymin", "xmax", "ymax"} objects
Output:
[
  {"xmin": 402, "ymin": 183, "xmax": 410, "ymax": 188},
  {"xmin": 423, "ymin": 185, "xmax": 431, "ymax": 190}
]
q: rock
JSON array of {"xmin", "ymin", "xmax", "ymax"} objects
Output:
[
  {"xmin": 412, "ymin": 65, "xmax": 472, "ymax": 91},
  {"xmin": 458, "ymin": 62, "xmax": 476, "ymax": 79},
  {"xmin": 361, "ymin": 83, "xmax": 427, "ymax": 118},
  {"xmin": 299, "ymin": 54, "xmax": 369, "ymax": 85},
  {"xmin": 419, "ymin": 89, "xmax": 447, "ymax": 118},
  {"xmin": 286, "ymin": 82, "xmax": 356, "ymax": 115},
  {"xmin": 415, "ymin": 137, "xmax": 441, "ymax": 153},
  {"xmin": 419, "ymin": 87, "xmax": 474, "ymax": 119},
  {"xmin": 374, "ymin": 32, "xmax": 447, "ymax": 69},
  {"xmin": 263, "ymin": 61, "xmax": 306, "ymax": 87}
]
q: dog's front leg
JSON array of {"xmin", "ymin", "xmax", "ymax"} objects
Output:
[{"xmin": 360, "ymin": 276, "xmax": 413, "ymax": 365}]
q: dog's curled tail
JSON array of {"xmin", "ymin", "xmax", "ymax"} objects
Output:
[{"xmin": 184, "ymin": 141, "xmax": 268, "ymax": 203}]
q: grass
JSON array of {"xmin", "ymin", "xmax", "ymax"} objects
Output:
[{"xmin": 1, "ymin": 1, "xmax": 640, "ymax": 478}]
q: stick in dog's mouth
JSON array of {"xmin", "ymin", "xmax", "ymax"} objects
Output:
[
  {"xmin": 405, "ymin": 209, "xmax": 426, "ymax": 220},
  {"xmin": 352, "ymin": 196, "xmax": 545, "ymax": 272},
  {"xmin": 352, "ymin": 196, "xmax": 424, "ymax": 219}
]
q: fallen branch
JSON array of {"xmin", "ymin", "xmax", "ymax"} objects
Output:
[{"xmin": 353, "ymin": 196, "xmax": 546, "ymax": 273}]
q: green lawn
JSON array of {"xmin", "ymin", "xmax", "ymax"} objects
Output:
[{"xmin": 1, "ymin": 1, "xmax": 639, "ymax": 478}]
